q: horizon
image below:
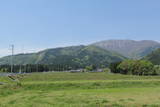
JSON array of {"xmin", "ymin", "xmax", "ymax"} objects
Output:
[
  {"xmin": 1, "ymin": 1, "xmax": 160, "ymax": 106},
  {"xmin": 0, "ymin": 39, "xmax": 160, "ymax": 58},
  {"xmin": 0, "ymin": 0, "xmax": 160, "ymax": 56}
]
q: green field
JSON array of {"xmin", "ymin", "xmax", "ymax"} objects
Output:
[{"xmin": 1, "ymin": 72, "xmax": 160, "ymax": 107}]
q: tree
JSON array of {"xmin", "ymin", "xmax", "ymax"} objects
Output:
[
  {"xmin": 117, "ymin": 60, "xmax": 155, "ymax": 76},
  {"xmin": 109, "ymin": 61, "xmax": 122, "ymax": 73},
  {"xmin": 85, "ymin": 65, "xmax": 93, "ymax": 72}
]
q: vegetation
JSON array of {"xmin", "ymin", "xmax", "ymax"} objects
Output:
[
  {"xmin": 0, "ymin": 64, "xmax": 73, "ymax": 73},
  {"xmin": 110, "ymin": 60, "xmax": 157, "ymax": 75},
  {"xmin": 1, "ymin": 40, "xmax": 160, "ymax": 106},
  {"xmin": 144, "ymin": 48, "xmax": 160, "ymax": 65},
  {"xmin": 154, "ymin": 65, "xmax": 160, "ymax": 75},
  {"xmin": 1, "ymin": 72, "xmax": 160, "ymax": 106},
  {"xmin": 93, "ymin": 40, "xmax": 160, "ymax": 59},
  {"xmin": 102, "ymin": 68, "xmax": 110, "ymax": 73},
  {"xmin": 0, "ymin": 45, "xmax": 125, "ymax": 69},
  {"xmin": 109, "ymin": 61, "xmax": 122, "ymax": 73}
]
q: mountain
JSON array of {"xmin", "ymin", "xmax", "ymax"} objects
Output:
[
  {"xmin": 0, "ymin": 45, "xmax": 126, "ymax": 67},
  {"xmin": 144, "ymin": 48, "xmax": 160, "ymax": 65},
  {"xmin": 92, "ymin": 40, "xmax": 160, "ymax": 59}
]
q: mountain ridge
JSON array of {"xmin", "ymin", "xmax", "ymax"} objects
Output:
[
  {"xmin": 92, "ymin": 39, "xmax": 160, "ymax": 59},
  {"xmin": 0, "ymin": 45, "xmax": 126, "ymax": 68},
  {"xmin": 0, "ymin": 39, "xmax": 160, "ymax": 66}
]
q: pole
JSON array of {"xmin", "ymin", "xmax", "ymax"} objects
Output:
[
  {"xmin": 19, "ymin": 65, "xmax": 22, "ymax": 74},
  {"xmin": 10, "ymin": 45, "xmax": 14, "ymax": 73}
]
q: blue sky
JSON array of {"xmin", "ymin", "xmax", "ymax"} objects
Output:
[{"xmin": 0, "ymin": 0, "xmax": 160, "ymax": 57}]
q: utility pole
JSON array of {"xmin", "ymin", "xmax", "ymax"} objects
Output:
[
  {"xmin": 19, "ymin": 65, "xmax": 22, "ymax": 74},
  {"xmin": 10, "ymin": 45, "xmax": 14, "ymax": 73},
  {"xmin": 19, "ymin": 46, "xmax": 24, "ymax": 74}
]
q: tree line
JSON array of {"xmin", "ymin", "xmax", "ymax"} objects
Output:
[
  {"xmin": 1, "ymin": 59, "xmax": 160, "ymax": 75},
  {"xmin": 0, "ymin": 64, "xmax": 101, "ymax": 73},
  {"xmin": 109, "ymin": 60, "xmax": 160, "ymax": 76},
  {"xmin": 0, "ymin": 64, "xmax": 81, "ymax": 73}
]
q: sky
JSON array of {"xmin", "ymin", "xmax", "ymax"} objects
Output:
[{"xmin": 0, "ymin": 0, "xmax": 160, "ymax": 57}]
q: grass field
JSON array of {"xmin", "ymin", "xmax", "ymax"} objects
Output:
[{"xmin": 1, "ymin": 72, "xmax": 160, "ymax": 107}]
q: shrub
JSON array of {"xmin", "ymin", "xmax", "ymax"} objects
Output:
[{"xmin": 103, "ymin": 68, "xmax": 110, "ymax": 73}]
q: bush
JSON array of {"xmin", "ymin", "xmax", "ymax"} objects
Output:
[{"xmin": 103, "ymin": 68, "xmax": 110, "ymax": 73}]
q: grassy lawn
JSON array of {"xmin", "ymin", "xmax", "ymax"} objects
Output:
[{"xmin": 1, "ymin": 72, "xmax": 160, "ymax": 107}]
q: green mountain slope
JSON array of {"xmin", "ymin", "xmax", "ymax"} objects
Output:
[
  {"xmin": 144, "ymin": 48, "xmax": 160, "ymax": 65},
  {"xmin": 92, "ymin": 40, "xmax": 160, "ymax": 59},
  {"xmin": 0, "ymin": 45, "xmax": 126, "ymax": 67}
]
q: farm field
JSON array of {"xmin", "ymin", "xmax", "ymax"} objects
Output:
[{"xmin": 1, "ymin": 72, "xmax": 160, "ymax": 107}]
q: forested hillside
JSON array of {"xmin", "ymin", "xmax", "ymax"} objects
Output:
[
  {"xmin": 144, "ymin": 48, "xmax": 160, "ymax": 65},
  {"xmin": 0, "ymin": 45, "xmax": 126, "ymax": 68}
]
